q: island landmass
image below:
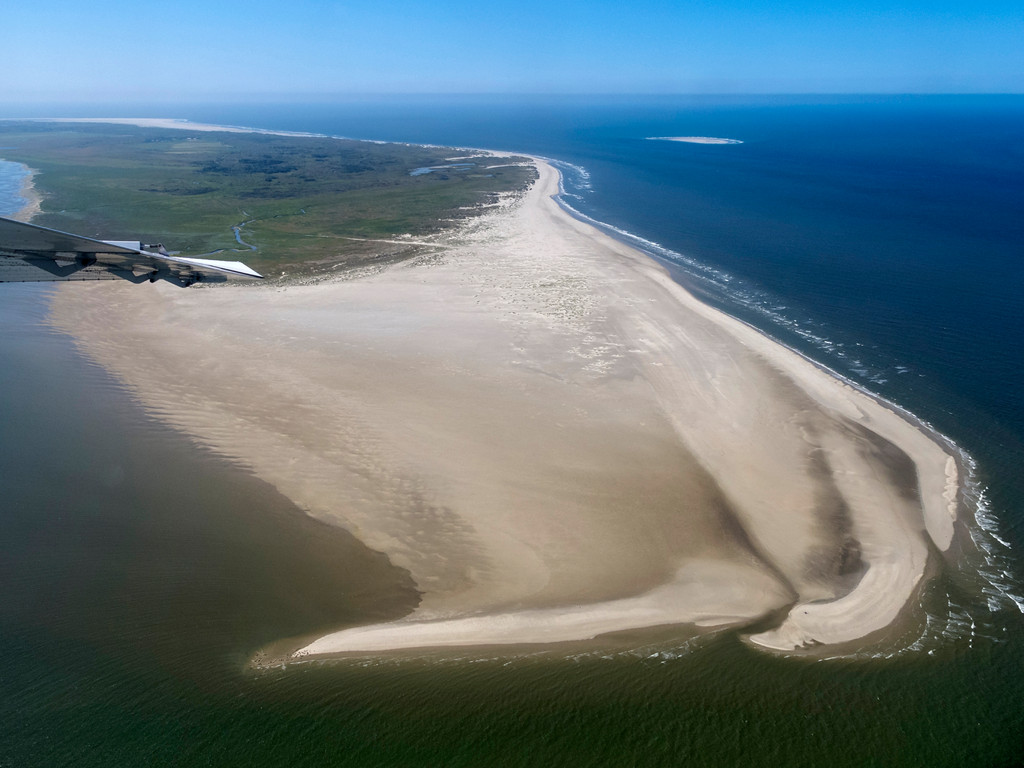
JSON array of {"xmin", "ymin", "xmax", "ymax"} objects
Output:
[{"xmin": 3, "ymin": 120, "xmax": 963, "ymax": 660}]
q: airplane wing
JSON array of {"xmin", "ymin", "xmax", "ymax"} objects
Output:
[{"xmin": 0, "ymin": 216, "xmax": 263, "ymax": 286}]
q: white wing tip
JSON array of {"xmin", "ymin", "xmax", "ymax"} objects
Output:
[{"xmin": 163, "ymin": 255, "xmax": 264, "ymax": 279}]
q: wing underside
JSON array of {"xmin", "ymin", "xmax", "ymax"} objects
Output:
[{"xmin": 0, "ymin": 216, "xmax": 263, "ymax": 286}]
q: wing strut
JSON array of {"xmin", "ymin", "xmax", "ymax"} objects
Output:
[{"xmin": 0, "ymin": 216, "xmax": 264, "ymax": 286}]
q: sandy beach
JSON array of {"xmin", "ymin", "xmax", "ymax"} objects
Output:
[
  {"xmin": 14, "ymin": 117, "xmax": 325, "ymax": 138},
  {"xmin": 11, "ymin": 164, "xmax": 41, "ymax": 222},
  {"xmin": 47, "ymin": 152, "xmax": 960, "ymax": 655}
]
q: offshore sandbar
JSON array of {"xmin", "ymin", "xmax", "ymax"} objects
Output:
[{"xmin": 647, "ymin": 136, "xmax": 744, "ymax": 145}]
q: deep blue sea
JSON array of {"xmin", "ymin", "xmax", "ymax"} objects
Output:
[{"xmin": 2, "ymin": 96, "xmax": 1023, "ymax": 766}]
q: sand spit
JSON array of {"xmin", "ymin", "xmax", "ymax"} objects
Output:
[{"xmin": 49, "ymin": 156, "xmax": 958, "ymax": 656}]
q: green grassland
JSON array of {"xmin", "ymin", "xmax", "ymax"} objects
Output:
[{"xmin": 0, "ymin": 122, "xmax": 536, "ymax": 279}]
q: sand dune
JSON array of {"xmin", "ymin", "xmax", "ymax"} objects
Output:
[{"xmin": 49, "ymin": 157, "xmax": 959, "ymax": 655}]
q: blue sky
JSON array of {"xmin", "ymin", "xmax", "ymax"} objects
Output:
[{"xmin": 3, "ymin": 0, "xmax": 1022, "ymax": 100}]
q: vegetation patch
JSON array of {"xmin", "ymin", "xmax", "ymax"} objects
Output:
[{"xmin": 0, "ymin": 122, "xmax": 536, "ymax": 280}]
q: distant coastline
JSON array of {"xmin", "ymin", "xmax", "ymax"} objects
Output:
[
  {"xmin": 15, "ymin": 165, "xmax": 41, "ymax": 222},
  {"xmin": 2, "ymin": 116, "xmax": 325, "ymax": 140},
  {"xmin": 647, "ymin": 136, "xmax": 743, "ymax": 145}
]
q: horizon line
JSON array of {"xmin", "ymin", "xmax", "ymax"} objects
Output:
[{"xmin": 2, "ymin": 92, "xmax": 1023, "ymax": 103}]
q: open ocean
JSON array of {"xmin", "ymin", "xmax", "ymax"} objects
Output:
[{"xmin": 2, "ymin": 96, "xmax": 1023, "ymax": 766}]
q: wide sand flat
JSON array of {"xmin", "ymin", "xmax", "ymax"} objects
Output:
[{"xmin": 49, "ymin": 158, "xmax": 958, "ymax": 655}]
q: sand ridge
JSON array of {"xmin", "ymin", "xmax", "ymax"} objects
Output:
[{"xmin": 48, "ymin": 154, "xmax": 959, "ymax": 656}]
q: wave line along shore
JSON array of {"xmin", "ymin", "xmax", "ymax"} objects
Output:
[{"xmin": 41, "ymin": 120, "xmax": 962, "ymax": 656}]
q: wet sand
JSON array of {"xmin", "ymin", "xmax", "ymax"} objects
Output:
[{"xmin": 48, "ymin": 154, "xmax": 959, "ymax": 655}]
